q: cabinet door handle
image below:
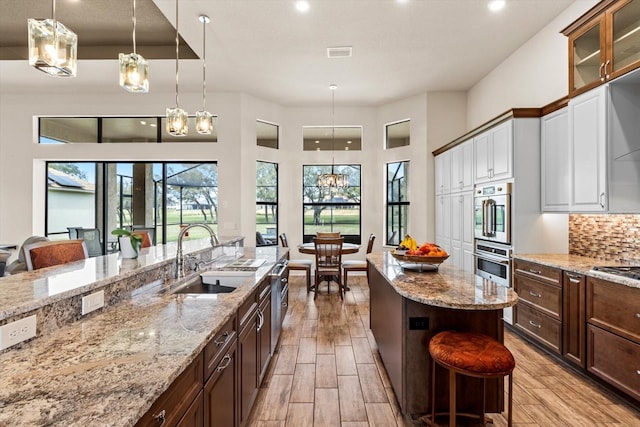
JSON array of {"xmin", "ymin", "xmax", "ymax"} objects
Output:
[
  {"xmin": 153, "ymin": 409, "xmax": 166, "ymax": 426},
  {"xmin": 605, "ymin": 60, "xmax": 610, "ymax": 79},
  {"xmin": 281, "ymin": 278, "xmax": 288, "ymax": 284},
  {"xmin": 216, "ymin": 354, "xmax": 233, "ymax": 372},
  {"xmin": 636, "ymin": 313, "xmax": 640, "ymax": 318},
  {"xmin": 599, "ymin": 62, "xmax": 605, "ymax": 81},
  {"xmin": 282, "ymin": 302, "xmax": 288, "ymax": 308},
  {"xmin": 528, "ymin": 268, "xmax": 542, "ymax": 275},
  {"xmin": 214, "ymin": 331, "xmax": 230, "ymax": 347},
  {"xmin": 529, "ymin": 320, "xmax": 542, "ymax": 329},
  {"xmin": 257, "ymin": 310, "xmax": 264, "ymax": 331},
  {"xmin": 599, "ymin": 192, "xmax": 606, "ymax": 209},
  {"xmin": 529, "ymin": 291, "xmax": 542, "ymax": 298}
]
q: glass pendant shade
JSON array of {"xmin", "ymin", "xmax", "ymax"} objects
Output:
[
  {"xmin": 196, "ymin": 110, "xmax": 213, "ymax": 134},
  {"xmin": 166, "ymin": 107, "xmax": 188, "ymax": 136},
  {"xmin": 119, "ymin": 53, "xmax": 149, "ymax": 93},
  {"xmin": 28, "ymin": 18, "xmax": 77, "ymax": 77}
]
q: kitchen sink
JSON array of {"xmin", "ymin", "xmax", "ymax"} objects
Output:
[{"xmin": 173, "ymin": 270, "xmax": 255, "ymax": 294}]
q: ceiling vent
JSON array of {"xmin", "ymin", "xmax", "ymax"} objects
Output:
[{"xmin": 327, "ymin": 46, "xmax": 352, "ymax": 58}]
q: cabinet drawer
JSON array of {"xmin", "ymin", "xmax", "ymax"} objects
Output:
[
  {"xmin": 204, "ymin": 315, "xmax": 237, "ymax": 380},
  {"xmin": 239, "ymin": 291, "xmax": 258, "ymax": 330},
  {"xmin": 136, "ymin": 354, "xmax": 204, "ymax": 427},
  {"xmin": 513, "ymin": 259, "xmax": 562, "ymax": 286},
  {"xmin": 587, "ymin": 324, "xmax": 640, "ymax": 402},
  {"xmin": 258, "ymin": 277, "xmax": 271, "ymax": 303},
  {"xmin": 514, "ymin": 302, "xmax": 562, "ymax": 354},
  {"xmin": 587, "ymin": 276, "xmax": 640, "ymax": 343},
  {"xmin": 514, "ymin": 274, "xmax": 562, "ymax": 319}
]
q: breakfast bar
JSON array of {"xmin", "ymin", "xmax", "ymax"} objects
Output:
[{"xmin": 367, "ymin": 251, "xmax": 518, "ymax": 419}]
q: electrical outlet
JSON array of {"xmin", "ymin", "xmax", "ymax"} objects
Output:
[
  {"xmin": 0, "ymin": 315, "xmax": 37, "ymax": 351},
  {"xmin": 81, "ymin": 290, "xmax": 105, "ymax": 315}
]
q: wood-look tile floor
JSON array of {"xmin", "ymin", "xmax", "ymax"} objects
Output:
[{"xmin": 247, "ymin": 275, "xmax": 640, "ymax": 426}]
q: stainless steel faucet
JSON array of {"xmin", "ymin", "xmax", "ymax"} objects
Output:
[{"xmin": 175, "ymin": 223, "xmax": 220, "ymax": 278}]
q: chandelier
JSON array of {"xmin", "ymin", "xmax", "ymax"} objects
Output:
[{"xmin": 317, "ymin": 84, "xmax": 349, "ymax": 189}]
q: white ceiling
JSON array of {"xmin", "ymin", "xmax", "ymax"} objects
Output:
[{"xmin": 0, "ymin": 0, "xmax": 576, "ymax": 107}]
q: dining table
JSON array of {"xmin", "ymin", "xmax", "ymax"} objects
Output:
[{"xmin": 297, "ymin": 242, "xmax": 360, "ymax": 255}]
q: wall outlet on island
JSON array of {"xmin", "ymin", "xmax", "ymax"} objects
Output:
[{"xmin": 0, "ymin": 314, "xmax": 37, "ymax": 351}]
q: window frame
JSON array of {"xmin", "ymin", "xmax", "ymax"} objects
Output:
[
  {"xmin": 386, "ymin": 160, "xmax": 410, "ymax": 246},
  {"xmin": 256, "ymin": 160, "xmax": 279, "ymax": 246}
]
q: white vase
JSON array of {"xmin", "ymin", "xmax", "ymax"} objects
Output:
[{"xmin": 119, "ymin": 236, "xmax": 140, "ymax": 259}]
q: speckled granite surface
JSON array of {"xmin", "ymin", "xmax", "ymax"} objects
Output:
[
  {"xmin": 514, "ymin": 253, "xmax": 640, "ymax": 289},
  {"xmin": 367, "ymin": 251, "xmax": 518, "ymax": 310},
  {"xmin": 0, "ymin": 245, "xmax": 286, "ymax": 426}
]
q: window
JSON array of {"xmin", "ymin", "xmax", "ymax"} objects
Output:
[
  {"xmin": 257, "ymin": 121, "xmax": 279, "ymax": 149},
  {"xmin": 45, "ymin": 161, "xmax": 218, "ymax": 254},
  {"xmin": 302, "ymin": 164, "xmax": 361, "ymax": 243},
  {"xmin": 302, "ymin": 126, "xmax": 362, "ymax": 151},
  {"xmin": 256, "ymin": 161, "xmax": 278, "ymax": 245},
  {"xmin": 386, "ymin": 161, "xmax": 409, "ymax": 246},
  {"xmin": 386, "ymin": 120, "xmax": 410, "ymax": 149},
  {"xmin": 39, "ymin": 116, "xmax": 218, "ymax": 144}
]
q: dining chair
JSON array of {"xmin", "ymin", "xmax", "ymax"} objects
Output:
[
  {"xmin": 313, "ymin": 236, "xmax": 344, "ymax": 300},
  {"xmin": 131, "ymin": 226, "xmax": 156, "ymax": 245},
  {"xmin": 316, "ymin": 232, "xmax": 340, "ymax": 238},
  {"xmin": 6, "ymin": 235, "xmax": 50, "ymax": 274},
  {"xmin": 342, "ymin": 233, "xmax": 375, "ymax": 289},
  {"xmin": 76, "ymin": 228, "xmax": 103, "ymax": 257},
  {"xmin": 23, "ymin": 239, "xmax": 89, "ymax": 271},
  {"xmin": 279, "ymin": 233, "xmax": 313, "ymax": 293}
]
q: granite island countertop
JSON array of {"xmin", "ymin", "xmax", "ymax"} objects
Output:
[
  {"xmin": 367, "ymin": 251, "xmax": 518, "ymax": 310},
  {"xmin": 0, "ymin": 246, "xmax": 287, "ymax": 427},
  {"xmin": 514, "ymin": 253, "xmax": 640, "ymax": 289}
]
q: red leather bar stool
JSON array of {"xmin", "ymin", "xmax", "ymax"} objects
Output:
[{"xmin": 428, "ymin": 330, "xmax": 515, "ymax": 427}]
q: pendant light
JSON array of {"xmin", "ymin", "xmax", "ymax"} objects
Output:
[
  {"xmin": 195, "ymin": 15, "xmax": 213, "ymax": 134},
  {"xmin": 119, "ymin": 0, "xmax": 149, "ymax": 93},
  {"xmin": 28, "ymin": 0, "xmax": 77, "ymax": 77},
  {"xmin": 166, "ymin": 0, "xmax": 188, "ymax": 136},
  {"xmin": 317, "ymin": 84, "xmax": 349, "ymax": 189}
]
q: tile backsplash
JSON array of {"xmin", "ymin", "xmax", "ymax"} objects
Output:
[{"xmin": 569, "ymin": 214, "xmax": 640, "ymax": 264}]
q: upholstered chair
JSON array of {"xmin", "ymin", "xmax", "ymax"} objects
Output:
[
  {"xmin": 23, "ymin": 240, "xmax": 89, "ymax": 271},
  {"xmin": 279, "ymin": 233, "xmax": 313, "ymax": 293},
  {"xmin": 342, "ymin": 233, "xmax": 375, "ymax": 289}
]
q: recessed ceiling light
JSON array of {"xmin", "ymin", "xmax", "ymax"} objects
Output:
[
  {"xmin": 488, "ymin": 0, "xmax": 506, "ymax": 12},
  {"xmin": 315, "ymin": 140, "xmax": 320, "ymax": 144},
  {"xmin": 347, "ymin": 140, "xmax": 352, "ymax": 144},
  {"xmin": 150, "ymin": 123, "xmax": 157, "ymax": 128},
  {"xmin": 295, "ymin": 1, "xmax": 310, "ymax": 12},
  {"xmin": 140, "ymin": 120, "xmax": 146, "ymax": 125},
  {"xmin": 396, "ymin": 0, "xmax": 410, "ymax": 4}
]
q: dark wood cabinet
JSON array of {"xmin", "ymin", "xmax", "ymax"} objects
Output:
[
  {"xmin": 205, "ymin": 342, "xmax": 238, "ymax": 427},
  {"xmin": 239, "ymin": 305, "xmax": 259, "ymax": 427},
  {"xmin": 177, "ymin": 391, "xmax": 204, "ymax": 427},
  {"xmin": 135, "ymin": 354, "xmax": 204, "ymax": 427},
  {"xmin": 563, "ymin": 0, "xmax": 640, "ymax": 97},
  {"xmin": 563, "ymin": 271, "xmax": 586, "ymax": 368},
  {"xmin": 258, "ymin": 293, "xmax": 272, "ymax": 384},
  {"xmin": 586, "ymin": 276, "xmax": 640, "ymax": 401},
  {"xmin": 513, "ymin": 259, "xmax": 563, "ymax": 354}
]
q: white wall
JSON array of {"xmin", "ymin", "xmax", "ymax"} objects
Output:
[{"xmin": 466, "ymin": 0, "xmax": 600, "ymax": 129}]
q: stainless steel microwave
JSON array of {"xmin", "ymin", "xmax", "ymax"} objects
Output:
[{"xmin": 474, "ymin": 183, "xmax": 511, "ymax": 245}]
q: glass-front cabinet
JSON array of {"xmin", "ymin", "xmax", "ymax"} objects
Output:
[{"xmin": 564, "ymin": 0, "xmax": 640, "ymax": 97}]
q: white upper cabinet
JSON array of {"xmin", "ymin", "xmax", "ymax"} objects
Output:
[
  {"xmin": 435, "ymin": 150, "xmax": 451, "ymax": 195},
  {"xmin": 473, "ymin": 120, "xmax": 513, "ymax": 184},
  {"xmin": 541, "ymin": 107, "xmax": 570, "ymax": 212},
  {"xmin": 569, "ymin": 85, "xmax": 608, "ymax": 211},
  {"xmin": 450, "ymin": 140, "xmax": 473, "ymax": 193}
]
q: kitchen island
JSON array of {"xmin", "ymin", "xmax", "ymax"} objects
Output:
[
  {"xmin": 367, "ymin": 251, "xmax": 518, "ymax": 419},
  {"xmin": 0, "ymin": 241, "xmax": 288, "ymax": 426}
]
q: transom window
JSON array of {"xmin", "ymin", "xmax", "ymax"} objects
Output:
[{"xmin": 385, "ymin": 120, "xmax": 410, "ymax": 149}]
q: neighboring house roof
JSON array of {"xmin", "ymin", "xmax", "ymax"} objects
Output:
[{"xmin": 47, "ymin": 168, "xmax": 95, "ymax": 193}]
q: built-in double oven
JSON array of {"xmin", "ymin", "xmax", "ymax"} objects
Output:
[{"xmin": 474, "ymin": 182, "xmax": 513, "ymax": 323}]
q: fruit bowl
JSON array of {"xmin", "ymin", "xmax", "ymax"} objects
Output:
[{"xmin": 391, "ymin": 251, "xmax": 449, "ymax": 264}]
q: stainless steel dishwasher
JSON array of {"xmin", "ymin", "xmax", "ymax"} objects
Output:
[{"xmin": 269, "ymin": 259, "xmax": 289, "ymax": 353}]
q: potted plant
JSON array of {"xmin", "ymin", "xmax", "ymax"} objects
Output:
[{"xmin": 111, "ymin": 229, "xmax": 144, "ymax": 259}]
